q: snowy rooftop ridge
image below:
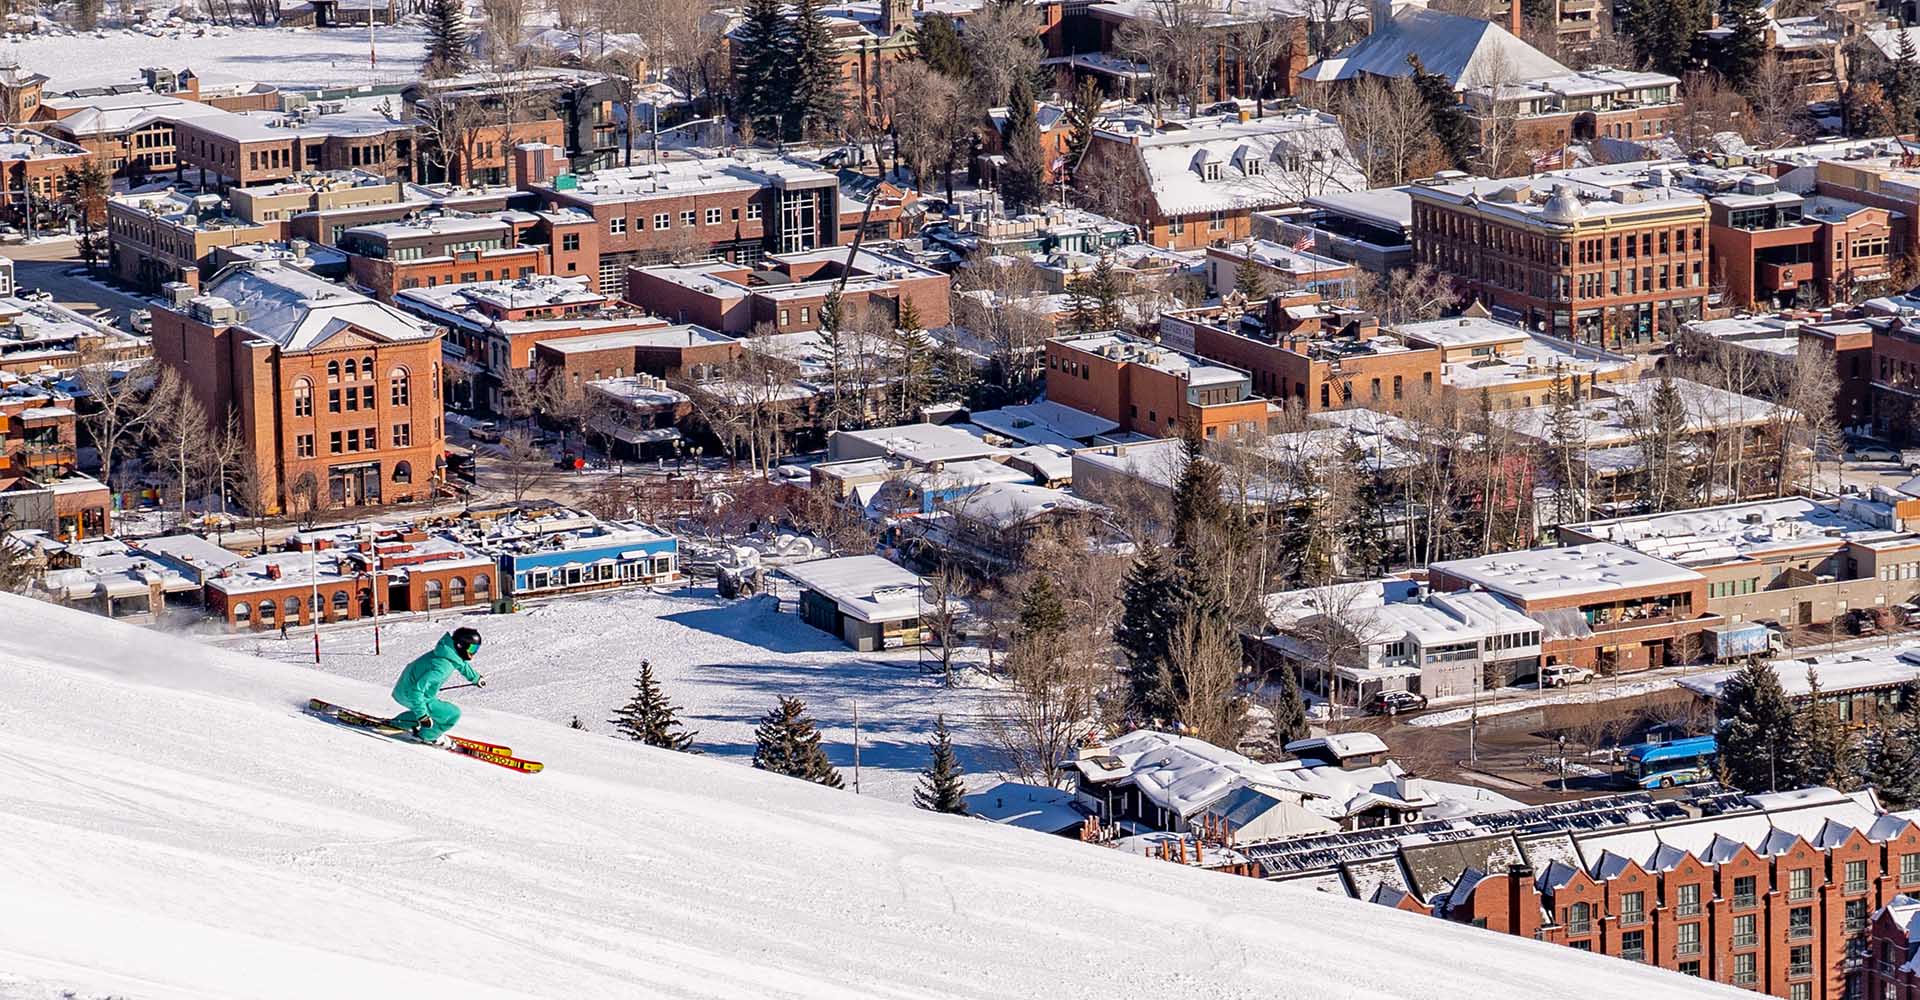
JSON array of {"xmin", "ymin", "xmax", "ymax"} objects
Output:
[{"xmin": 197, "ymin": 261, "xmax": 437, "ymax": 351}]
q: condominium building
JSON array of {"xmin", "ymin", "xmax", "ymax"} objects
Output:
[{"xmin": 1046, "ymin": 330, "xmax": 1273, "ymax": 440}]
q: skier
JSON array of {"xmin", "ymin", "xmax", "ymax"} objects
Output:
[{"xmin": 391, "ymin": 627, "xmax": 487, "ymax": 745}]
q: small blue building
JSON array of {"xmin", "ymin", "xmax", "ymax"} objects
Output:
[{"xmin": 473, "ymin": 506, "xmax": 679, "ymax": 599}]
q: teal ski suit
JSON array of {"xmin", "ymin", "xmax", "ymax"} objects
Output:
[{"xmin": 391, "ymin": 633, "xmax": 481, "ymax": 741}]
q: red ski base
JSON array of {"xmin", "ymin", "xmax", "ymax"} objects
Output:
[{"xmin": 307, "ymin": 699, "xmax": 541, "ymax": 774}]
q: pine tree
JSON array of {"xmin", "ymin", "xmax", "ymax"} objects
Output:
[
  {"xmin": 752, "ymin": 696, "xmax": 845, "ymax": 787},
  {"xmin": 569, "ymin": 715, "xmax": 587, "ymax": 730},
  {"xmin": 1544, "ymin": 368, "xmax": 1588, "ymax": 524},
  {"xmin": 1340, "ymin": 437, "xmax": 1388, "ymax": 577},
  {"xmin": 1717, "ymin": 660, "xmax": 1797, "ymax": 792},
  {"xmin": 1886, "ymin": 26, "xmax": 1920, "ymax": 134},
  {"xmin": 1408, "ymin": 56, "xmax": 1473, "ymax": 171},
  {"xmin": 1171, "ymin": 428, "xmax": 1226, "ymax": 564},
  {"xmin": 422, "ymin": 0, "xmax": 469, "ymax": 76},
  {"xmin": 609, "ymin": 660, "xmax": 701, "ymax": 752},
  {"xmin": 1270, "ymin": 663, "xmax": 1309, "ymax": 745},
  {"xmin": 1232, "ymin": 259, "xmax": 1269, "ymax": 306},
  {"xmin": 1085, "ymin": 253, "xmax": 1123, "ymax": 331},
  {"xmin": 914, "ymin": 715, "xmax": 969, "ymax": 813},
  {"xmin": 889, "ymin": 298, "xmax": 935, "ymax": 421},
  {"xmin": 1635, "ymin": 369, "xmax": 1695, "ymax": 513},
  {"xmin": 1017, "ymin": 574, "xmax": 1068, "ymax": 638},
  {"xmin": 787, "ymin": 0, "xmax": 847, "ymax": 141},
  {"xmin": 1061, "ymin": 76, "xmax": 1102, "ymax": 188},
  {"xmin": 914, "ymin": 13, "xmax": 969, "ymax": 79},
  {"xmin": 1861, "ymin": 715, "xmax": 1920, "ymax": 808},
  {"xmin": 1115, "ymin": 546, "xmax": 1181, "ymax": 722},
  {"xmin": 1712, "ymin": 0, "xmax": 1769, "ymax": 94},
  {"xmin": 1065, "ymin": 271, "xmax": 1099, "ymax": 335},
  {"xmin": 999, "ymin": 75, "xmax": 1047, "ymax": 213},
  {"xmin": 733, "ymin": 0, "xmax": 794, "ymax": 141},
  {"xmin": 1791, "ymin": 669, "xmax": 1859, "ymax": 790},
  {"xmin": 931, "ymin": 339, "xmax": 978, "ymax": 404},
  {"xmin": 1621, "ymin": 0, "xmax": 1711, "ymax": 77}
]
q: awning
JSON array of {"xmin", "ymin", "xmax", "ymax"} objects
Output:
[{"xmin": 1533, "ymin": 607, "xmax": 1594, "ymax": 641}]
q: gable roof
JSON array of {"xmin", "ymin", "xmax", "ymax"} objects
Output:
[
  {"xmin": 199, "ymin": 262, "xmax": 436, "ymax": 352},
  {"xmin": 1303, "ymin": 8, "xmax": 1569, "ymax": 90}
]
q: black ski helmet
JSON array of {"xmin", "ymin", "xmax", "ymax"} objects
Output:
[{"xmin": 452, "ymin": 626, "xmax": 482, "ymax": 658}]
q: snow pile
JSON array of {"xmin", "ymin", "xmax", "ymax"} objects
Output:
[{"xmin": 0, "ymin": 596, "xmax": 1739, "ymax": 998}]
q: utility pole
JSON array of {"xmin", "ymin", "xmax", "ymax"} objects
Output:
[
  {"xmin": 851, "ymin": 699, "xmax": 862, "ymax": 795},
  {"xmin": 368, "ymin": 522, "xmax": 382, "ymax": 655},
  {"xmin": 310, "ymin": 545, "xmax": 322, "ymax": 664}
]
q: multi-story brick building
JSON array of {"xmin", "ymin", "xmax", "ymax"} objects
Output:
[
  {"xmin": 148, "ymin": 261, "xmax": 446, "ymax": 513},
  {"xmin": 528, "ymin": 153, "xmax": 844, "ymax": 290},
  {"xmin": 1203, "ymin": 238, "xmax": 1357, "ymax": 302},
  {"xmin": 0, "ymin": 65, "xmax": 48, "ymax": 124},
  {"xmin": 1705, "ymin": 176, "xmax": 1893, "ymax": 310},
  {"xmin": 172, "ymin": 99, "xmax": 416, "ymax": 189},
  {"xmin": 395, "ymin": 273, "xmax": 672, "ymax": 413},
  {"xmin": 1245, "ymin": 784, "xmax": 1920, "ymax": 1000},
  {"xmin": 532, "ymin": 324, "xmax": 740, "ymax": 401},
  {"xmin": 204, "ymin": 530, "xmax": 498, "ymax": 631},
  {"xmin": 1075, "ymin": 110, "xmax": 1365, "ymax": 250},
  {"xmin": 1869, "ymin": 317, "xmax": 1920, "ymax": 443},
  {"xmin": 1410, "ymin": 161, "xmax": 1712, "ymax": 350},
  {"xmin": 1160, "ymin": 303, "xmax": 1443, "ymax": 414},
  {"xmin": 0, "ymin": 381, "xmax": 78, "ymax": 488},
  {"xmin": 0, "ymin": 257, "xmax": 147, "ymax": 373},
  {"xmin": 34, "ymin": 91, "xmax": 231, "ymax": 177},
  {"xmin": 401, "ymin": 67, "xmax": 623, "ymax": 174},
  {"xmin": 626, "ymin": 245, "xmax": 950, "ymax": 335},
  {"xmin": 1046, "ymin": 330, "xmax": 1274, "ymax": 440},
  {"xmin": 0, "ymin": 127, "xmax": 91, "ymax": 231},
  {"xmin": 1396, "ymin": 310, "xmax": 1635, "ymax": 409},
  {"xmin": 337, "ymin": 213, "xmax": 548, "ymax": 302},
  {"xmin": 1460, "ymin": 68, "xmax": 1682, "ymax": 168},
  {"xmin": 1428, "ymin": 541, "xmax": 1719, "ymax": 673}
]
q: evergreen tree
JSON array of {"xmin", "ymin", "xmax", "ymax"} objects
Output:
[
  {"xmin": 1711, "ymin": 0, "xmax": 1769, "ymax": 93},
  {"xmin": 1886, "ymin": 26, "xmax": 1920, "ymax": 134},
  {"xmin": 1621, "ymin": 0, "xmax": 1711, "ymax": 77},
  {"xmin": 1408, "ymin": 56, "xmax": 1473, "ymax": 170},
  {"xmin": 1861, "ymin": 714, "xmax": 1920, "ymax": 808},
  {"xmin": 1544, "ymin": 368, "xmax": 1589, "ymax": 524},
  {"xmin": 1791, "ymin": 669, "xmax": 1859, "ymax": 790},
  {"xmin": 422, "ymin": 0, "xmax": 469, "ymax": 76},
  {"xmin": 1851, "ymin": 81, "xmax": 1898, "ymax": 140},
  {"xmin": 569, "ymin": 714, "xmax": 587, "ymax": 730},
  {"xmin": 609, "ymin": 660, "xmax": 701, "ymax": 752},
  {"xmin": 1065, "ymin": 272, "xmax": 1099, "ymax": 335},
  {"xmin": 1115, "ymin": 546, "xmax": 1181, "ymax": 722},
  {"xmin": 62, "ymin": 159, "xmax": 109, "ymax": 270},
  {"xmin": 1085, "ymin": 253, "xmax": 1123, "ymax": 330},
  {"xmin": 1171, "ymin": 428, "xmax": 1227, "ymax": 564},
  {"xmin": 1061, "ymin": 76, "xmax": 1102, "ymax": 188},
  {"xmin": 1340, "ymin": 437, "xmax": 1388, "ymax": 577},
  {"xmin": 914, "ymin": 13, "xmax": 970, "ymax": 79},
  {"xmin": 1634, "ymin": 369, "xmax": 1695, "ymax": 513},
  {"xmin": 752, "ymin": 696, "xmax": 845, "ymax": 787},
  {"xmin": 1232, "ymin": 259, "xmax": 1269, "ymax": 306},
  {"xmin": 889, "ymin": 298, "xmax": 935, "ymax": 421},
  {"xmin": 787, "ymin": 0, "xmax": 848, "ymax": 141},
  {"xmin": 931, "ymin": 339, "xmax": 978, "ymax": 404},
  {"xmin": 999, "ymin": 75, "xmax": 1047, "ymax": 213},
  {"xmin": 1267, "ymin": 663, "xmax": 1310, "ymax": 745},
  {"xmin": 733, "ymin": 0, "xmax": 794, "ymax": 141},
  {"xmin": 914, "ymin": 715, "xmax": 969, "ymax": 814},
  {"xmin": 1017, "ymin": 574, "xmax": 1069, "ymax": 638},
  {"xmin": 1717, "ymin": 660, "xmax": 1797, "ymax": 792}
]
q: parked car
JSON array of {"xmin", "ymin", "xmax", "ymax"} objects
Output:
[
  {"xmin": 1849, "ymin": 443, "xmax": 1900, "ymax": 463},
  {"xmin": 1539, "ymin": 664, "xmax": 1595, "ymax": 687},
  {"xmin": 1364, "ymin": 690, "xmax": 1428, "ymax": 716},
  {"xmin": 469, "ymin": 422, "xmax": 502, "ymax": 443},
  {"xmin": 128, "ymin": 309, "xmax": 151, "ymax": 334}
]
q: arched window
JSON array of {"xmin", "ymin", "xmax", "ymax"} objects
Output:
[
  {"xmin": 326, "ymin": 360, "xmax": 340, "ymax": 384},
  {"xmin": 342, "ymin": 357, "xmax": 357, "ymax": 381},
  {"xmin": 393, "ymin": 460, "xmax": 412, "ymax": 484},
  {"xmin": 292, "ymin": 596, "xmax": 306, "ymax": 622},
  {"xmin": 1567, "ymin": 902, "xmax": 1592, "ymax": 934},
  {"xmin": 233, "ymin": 602, "xmax": 251, "ymax": 625},
  {"xmin": 259, "ymin": 599, "xmax": 276, "ymax": 624},
  {"xmin": 473, "ymin": 573, "xmax": 491, "ymax": 598},
  {"xmin": 425, "ymin": 578, "xmax": 443, "ymax": 608},
  {"xmin": 449, "ymin": 575, "xmax": 467, "ymax": 603},
  {"xmin": 292, "ymin": 378, "xmax": 313, "ymax": 417},
  {"xmin": 389, "ymin": 366, "xmax": 410, "ymax": 406},
  {"xmin": 361, "ymin": 356, "xmax": 375, "ymax": 381},
  {"xmin": 331, "ymin": 590, "xmax": 350, "ymax": 616}
]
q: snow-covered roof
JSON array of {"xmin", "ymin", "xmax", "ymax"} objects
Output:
[
  {"xmin": 782, "ymin": 554, "xmax": 929, "ymax": 623},
  {"xmin": 831, "ymin": 422, "xmax": 1004, "ymax": 465},
  {"xmin": 41, "ymin": 89, "xmax": 230, "ymax": 136},
  {"xmin": 197, "ymin": 261, "xmax": 436, "ymax": 352},
  {"xmin": 1492, "ymin": 376, "xmax": 1787, "ymax": 448},
  {"xmin": 1566, "ymin": 496, "xmax": 1920, "ymax": 566},
  {"xmin": 1576, "ymin": 787, "xmax": 1885, "ymax": 877},
  {"xmin": 543, "ymin": 155, "xmax": 835, "ymax": 204},
  {"xmin": 1432, "ymin": 541, "xmax": 1703, "ymax": 603},
  {"xmin": 1098, "ymin": 111, "xmax": 1365, "ymax": 218},
  {"xmin": 1055, "ymin": 331, "xmax": 1247, "ymax": 388},
  {"xmin": 967, "ymin": 400, "xmax": 1119, "ymax": 449},
  {"xmin": 532, "ymin": 325, "xmax": 733, "ymax": 354},
  {"xmin": 1679, "ymin": 647, "xmax": 1920, "ymax": 701},
  {"xmin": 944, "ymin": 482, "xmax": 1094, "ymax": 530},
  {"xmin": 1303, "ymin": 7, "xmax": 1569, "ymax": 90},
  {"xmin": 964, "ymin": 781, "xmax": 1086, "ymax": 834}
]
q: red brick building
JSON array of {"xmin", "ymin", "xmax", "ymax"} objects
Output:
[
  {"xmin": 149, "ymin": 261, "xmax": 447, "ymax": 514},
  {"xmin": 1160, "ymin": 300, "xmax": 1443, "ymax": 414},
  {"xmin": 1046, "ymin": 331, "xmax": 1273, "ymax": 440},
  {"xmin": 172, "ymin": 101, "xmax": 416, "ymax": 189},
  {"xmin": 626, "ymin": 245, "xmax": 950, "ymax": 335},
  {"xmin": 1708, "ymin": 182, "xmax": 1893, "ymax": 310},
  {"xmin": 533, "ymin": 324, "xmax": 740, "ymax": 401},
  {"xmin": 204, "ymin": 529, "xmax": 497, "ymax": 630}
]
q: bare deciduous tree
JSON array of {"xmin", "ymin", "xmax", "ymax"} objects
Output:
[
  {"xmin": 1335, "ymin": 74, "xmax": 1441, "ymax": 186},
  {"xmin": 497, "ymin": 428, "xmax": 554, "ymax": 503},
  {"xmin": 147, "ymin": 370, "xmax": 215, "ymax": 529},
  {"xmin": 75, "ymin": 356, "xmax": 168, "ymax": 493}
]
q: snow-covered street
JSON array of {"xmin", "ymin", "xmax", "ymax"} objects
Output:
[{"xmin": 209, "ymin": 586, "xmax": 1004, "ymax": 803}]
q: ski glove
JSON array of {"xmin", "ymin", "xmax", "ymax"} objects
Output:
[{"xmin": 475, "ymin": 675, "xmax": 488, "ymax": 688}]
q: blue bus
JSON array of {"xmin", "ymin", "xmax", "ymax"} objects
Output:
[{"xmin": 1624, "ymin": 735, "xmax": 1718, "ymax": 789}]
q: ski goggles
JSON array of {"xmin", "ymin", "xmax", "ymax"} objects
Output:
[{"xmin": 458, "ymin": 637, "xmax": 482, "ymax": 655}]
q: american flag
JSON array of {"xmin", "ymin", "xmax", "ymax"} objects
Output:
[{"xmin": 1291, "ymin": 231, "xmax": 1314, "ymax": 253}]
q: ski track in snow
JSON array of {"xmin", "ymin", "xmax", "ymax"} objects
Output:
[
  {"xmin": 0, "ymin": 595, "xmax": 1742, "ymax": 1000},
  {"xmin": 206, "ymin": 588, "xmax": 1004, "ymax": 804}
]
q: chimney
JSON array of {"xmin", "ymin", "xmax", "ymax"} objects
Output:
[
  {"xmin": 266, "ymin": 563, "xmax": 282, "ymax": 580},
  {"xmin": 1508, "ymin": 0, "xmax": 1521, "ymax": 34},
  {"xmin": 1368, "ymin": 0, "xmax": 1394, "ymax": 32}
]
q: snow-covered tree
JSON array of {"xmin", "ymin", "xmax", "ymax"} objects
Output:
[
  {"xmin": 1791, "ymin": 669, "xmax": 1858, "ymax": 790},
  {"xmin": 1861, "ymin": 715, "xmax": 1920, "ymax": 807},
  {"xmin": 753, "ymin": 696, "xmax": 844, "ymax": 787},
  {"xmin": 732, "ymin": 0, "xmax": 792, "ymax": 140},
  {"xmin": 423, "ymin": 0, "xmax": 471, "ymax": 76},
  {"xmin": 1717, "ymin": 660, "xmax": 1796, "ymax": 792}
]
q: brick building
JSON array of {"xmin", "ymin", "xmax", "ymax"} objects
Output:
[
  {"xmin": 1460, "ymin": 69, "xmax": 1682, "ymax": 168},
  {"xmin": 1075, "ymin": 110, "xmax": 1365, "ymax": 250},
  {"xmin": 1869, "ymin": 317, "xmax": 1920, "ymax": 442},
  {"xmin": 337, "ymin": 213, "xmax": 548, "ymax": 302},
  {"xmin": 1410, "ymin": 161, "xmax": 1712, "ymax": 350},
  {"xmin": 172, "ymin": 99, "xmax": 416, "ymax": 189},
  {"xmin": 401, "ymin": 67, "xmax": 623, "ymax": 174},
  {"xmin": 1248, "ymin": 785, "xmax": 1920, "ymax": 1000},
  {"xmin": 1046, "ymin": 330, "xmax": 1273, "ymax": 440},
  {"xmin": 1163, "ymin": 304, "xmax": 1444, "ymax": 415},
  {"xmin": 532, "ymin": 324, "xmax": 740, "ymax": 401},
  {"xmin": 394, "ymin": 273, "xmax": 672, "ymax": 413},
  {"xmin": 35, "ymin": 91, "xmax": 231, "ymax": 177},
  {"xmin": 1084, "ymin": 0, "xmax": 1314, "ymax": 104},
  {"xmin": 148, "ymin": 261, "xmax": 446, "ymax": 513},
  {"xmin": 1706, "ymin": 177, "xmax": 1893, "ymax": 310},
  {"xmin": 0, "ymin": 127, "xmax": 90, "ymax": 231},
  {"xmin": 1428, "ymin": 541, "xmax": 1719, "ymax": 673},
  {"xmin": 204, "ymin": 530, "xmax": 497, "ymax": 631},
  {"xmin": 626, "ymin": 245, "xmax": 950, "ymax": 335},
  {"xmin": 1204, "ymin": 238, "xmax": 1357, "ymax": 302},
  {"xmin": 0, "ymin": 382, "xmax": 78, "ymax": 488},
  {"xmin": 1396, "ymin": 310, "xmax": 1635, "ymax": 409},
  {"xmin": 0, "ymin": 65, "xmax": 48, "ymax": 124},
  {"xmin": 529, "ymin": 153, "xmax": 844, "ymax": 290}
]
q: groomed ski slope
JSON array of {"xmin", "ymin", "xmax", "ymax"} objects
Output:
[{"xmin": 0, "ymin": 596, "xmax": 1736, "ymax": 1000}]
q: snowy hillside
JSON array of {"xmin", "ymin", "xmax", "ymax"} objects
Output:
[
  {"xmin": 5, "ymin": 23, "xmax": 431, "ymax": 91},
  {"xmin": 0, "ymin": 596, "xmax": 1736, "ymax": 999},
  {"xmin": 213, "ymin": 588, "xmax": 998, "ymax": 803}
]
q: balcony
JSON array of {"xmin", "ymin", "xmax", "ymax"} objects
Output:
[{"xmin": 1760, "ymin": 261, "xmax": 1814, "ymax": 292}]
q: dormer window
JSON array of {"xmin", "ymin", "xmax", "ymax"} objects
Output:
[
  {"xmin": 1243, "ymin": 157, "xmax": 1262, "ymax": 176},
  {"xmin": 1203, "ymin": 161, "xmax": 1221, "ymax": 181}
]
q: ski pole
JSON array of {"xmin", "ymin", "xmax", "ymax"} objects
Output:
[{"xmin": 440, "ymin": 682, "xmax": 480, "ymax": 691}]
